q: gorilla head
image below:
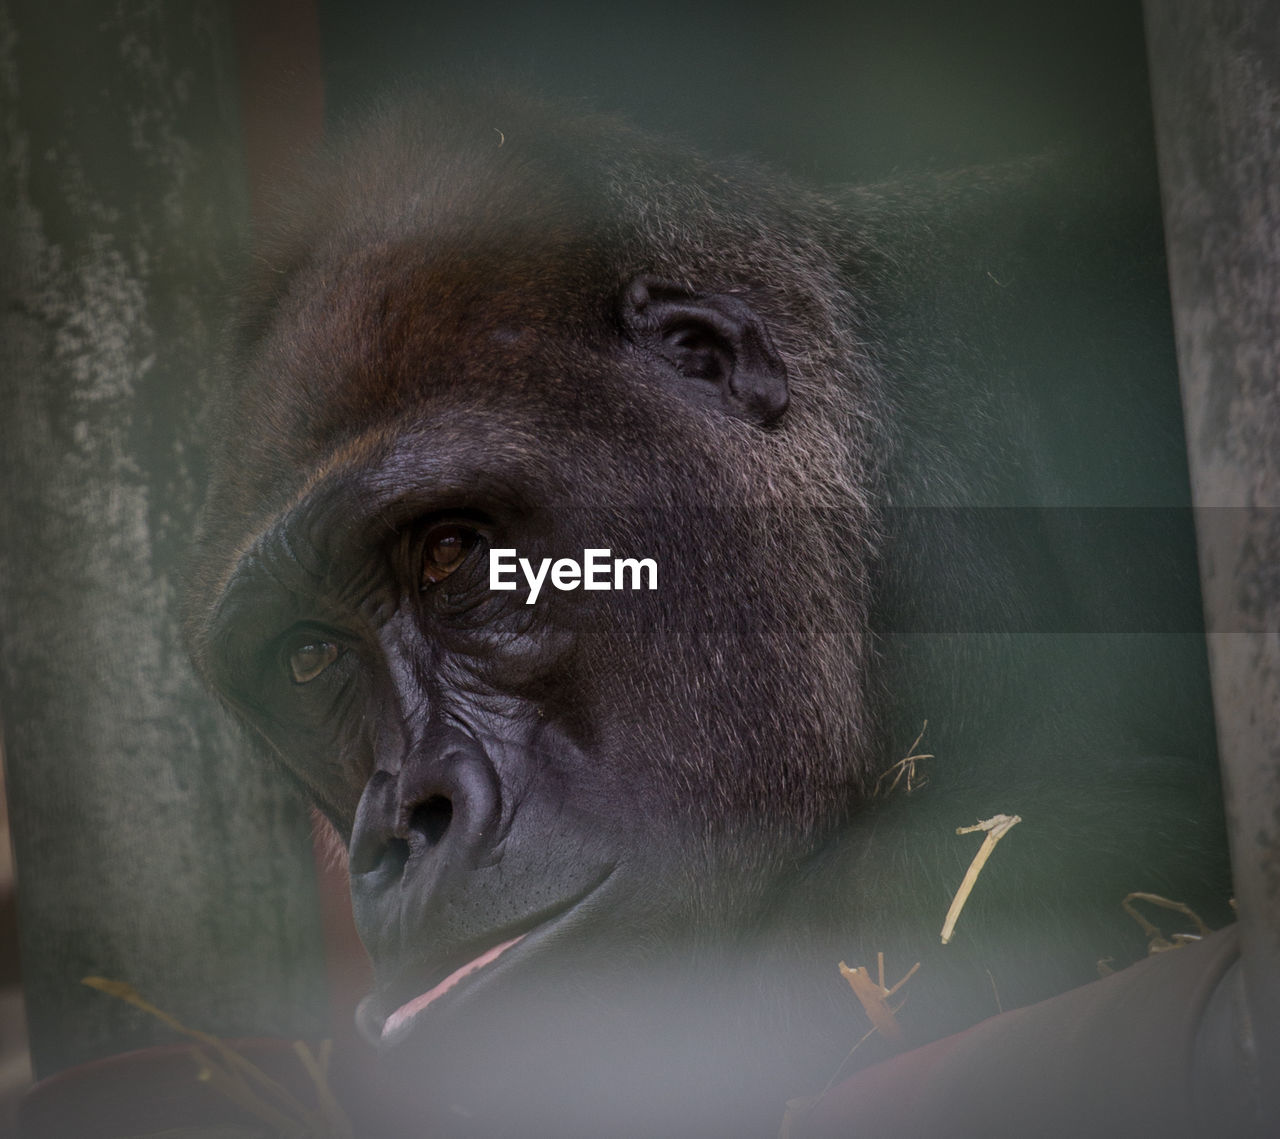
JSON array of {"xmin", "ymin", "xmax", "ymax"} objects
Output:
[{"xmin": 187, "ymin": 90, "xmax": 1229, "ymax": 1136}]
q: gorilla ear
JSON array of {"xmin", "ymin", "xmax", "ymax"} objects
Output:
[{"xmin": 621, "ymin": 276, "xmax": 790, "ymax": 427}]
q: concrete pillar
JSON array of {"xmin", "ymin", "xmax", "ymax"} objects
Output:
[
  {"xmin": 1145, "ymin": 0, "xmax": 1280, "ymax": 1111},
  {"xmin": 0, "ymin": 0, "xmax": 327, "ymax": 1076}
]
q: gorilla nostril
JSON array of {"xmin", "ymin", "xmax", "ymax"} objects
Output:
[
  {"xmin": 351, "ymin": 733, "xmax": 501, "ymax": 882},
  {"xmin": 409, "ymin": 795, "xmax": 454, "ymax": 848},
  {"xmin": 349, "ymin": 830, "xmax": 410, "ymax": 879},
  {"xmin": 384, "ymin": 836, "xmax": 410, "ymax": 874}
]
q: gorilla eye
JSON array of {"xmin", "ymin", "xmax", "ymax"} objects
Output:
[
  {"xmin": 286, "ymin": 639, "xmax": 339, "ymax": 684},
  {"xmin": 421, "ymin": 523, "xmax": 481, "ymax": 587}
]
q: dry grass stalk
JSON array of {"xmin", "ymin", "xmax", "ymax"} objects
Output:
[
  {"xmin": 940, "ymin": 813, "xmax": 1022, "ymax": 945},
  {"xmin": 874, "ymin": 721, "xmax": 933, "ymax": 797},
  {"xmin": 1121, "ymin": 892, "xmax": 1212, "ymax": 954},
  {"xmin": 837, "ymin": 952, "xmax": 921, "ymax": 1048},
  {"xmin": 779, "ymin": 1094, "xmax": 817, "ymax": 1139},
  {"xmin": 81, "ymin": 977, "xmax": 354, "ymax": 1139}
]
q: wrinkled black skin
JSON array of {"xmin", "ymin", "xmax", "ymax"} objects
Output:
[{"xmin": 187, "ymin": 92, "xmax": 1232, "ymax": 1138}]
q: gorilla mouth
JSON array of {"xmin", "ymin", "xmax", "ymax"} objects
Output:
[
  {"xmin": 369, "ymin": 867, "xmax": 619, "ymax": 1047},
  {"xmin": 381, "ymin": 933, "xmax": 526, "ymax": 1043}
]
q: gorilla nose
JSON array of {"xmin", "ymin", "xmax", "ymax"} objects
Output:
[{"xmin": 349, "ymin": 727, "xmax": 503, "ymax": 882}]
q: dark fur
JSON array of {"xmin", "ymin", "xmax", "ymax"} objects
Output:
[{"xmin": 187, "ymin": 90, "xmax": 1231, "ymax": 1137}]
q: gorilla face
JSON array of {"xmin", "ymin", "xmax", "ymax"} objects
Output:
[
  {"xmin": 188, "ymin": 91, "xmax": 886, "ymax": 1131},
  {"xmin": 187, "ymin": 91, "xmax": 1230, "ymax": 1134}
]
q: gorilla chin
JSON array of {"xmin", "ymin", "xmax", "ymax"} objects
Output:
[
  {"xmin": 186, "ymin": 87, "xmax": 1232, "ymax": 1137},
  {"xmin": 366, "ymin": 938, "xmax": 792, "ymax": 1137}
]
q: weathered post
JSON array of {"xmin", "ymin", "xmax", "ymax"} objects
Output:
[
  {"xmin": 1145, "ymin": 0, "xmax": 1280, "ymax": 1119},
  {"xmin": 0, "ymin": 0, "xmax": 327, "ymax": 1077}
]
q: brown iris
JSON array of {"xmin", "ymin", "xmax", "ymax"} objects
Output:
[
  {"xmin": 287, "ymin": 639, "xmax": 339, "ymax": 684},
  {"xmin": 421, "ymin": 523, "xmax": 480, "ymax": 587}
]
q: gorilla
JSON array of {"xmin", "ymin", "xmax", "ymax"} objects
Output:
[{"xmin": 186, "ymin": 89, "xmax": 1232, "ymax": 1136}]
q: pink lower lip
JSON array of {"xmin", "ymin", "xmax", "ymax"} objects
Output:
[{"xmin": 382, "ymin": 934, "xmax": 526, "ymax": 1042}]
